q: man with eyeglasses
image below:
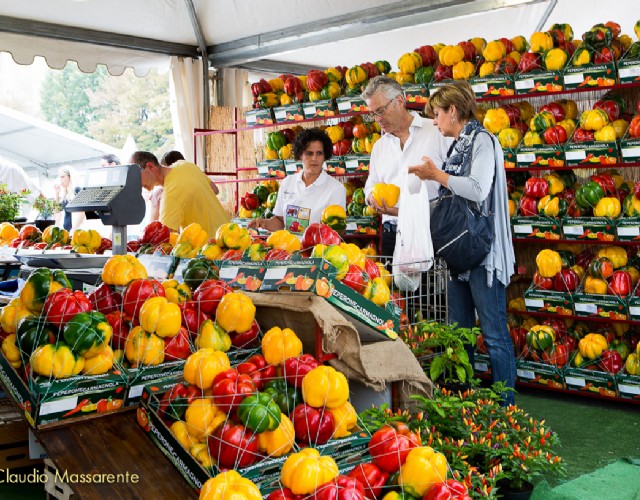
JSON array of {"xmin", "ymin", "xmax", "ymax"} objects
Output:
[
  {"xmin": 130, "ymin": 151, "xmax": 229, "ymax": 236},
  {"xmin": 361, "ymin": 76, "xmax": 450, "ymax": 258}
]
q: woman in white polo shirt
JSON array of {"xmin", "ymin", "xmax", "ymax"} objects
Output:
[{"xmin": 249, "ymin": 128, "xmax": 346, "ymax": 236}]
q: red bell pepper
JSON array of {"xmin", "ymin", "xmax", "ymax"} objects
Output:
[
  {"xmin": 179, "ymin": 301, "xmax": 209, "ymax": 337},
  {"xmin": 87, "ymin": 282, "xmax": 122, "ymax": 315},
  {"xmin": 301, "ymin": 223, "xmax": 341, "ymax": 249},
  {"xmin": 267, "ymin": 488, "xmax": 304, "ymax": 500},
  {"xmin": 519, "ymin": 195, "xmax": 539, "ymax": 216},
  {"xmin": 283, "ymin": 354, "xmax": 319, "ymax": 388},
  {"xmin": 363, "ymin": 258, "xmax": 380, "ymax": 280},
  {"xmin": 122, "ymin": 278, "xmax": 165, "ymax": 318},
  {"xmin": 283, "ymin": 76, "xmax": 304, "ymax": 100},
  {"xmin": 540, "ymin": 102, "xmax": 565, "ymax": 122},
  {"xmin": 229, "ymin": 319, "xmax": 261, "ymax": 349},
  {"xmin": 575, "ymin": 250, "xmax": 594, "ymax": 270},
  {"xmin": 346, "ymin": 463, "xmax": 388, "ymax": 500},
  {"xmin": 164, "ymin": 326, "xmax": 192, "ymax": 361},
  {"xmin": 96, "ymin": 238, "xmax": 112, "ymax": 254},
  {"xmin": 208, "ymin": 421, "xmax": 259, "ymax": 469},
  {"xmin": 157, "ymin": 382, "xmax": 202, "ymax": 423},
  {"xmin": 542, "ymin": 342, "xmax": 569, "ymax": 367},
  {"xmin": 553, "ymin": 268, "xmax": 579, "ymax": 292},
  {"xmin": 424, "ymin": 479, "xmax": 471, "ymax": 500},
  {"xmin": 573, "ymin": 127, "xmax": 595, "ymax": 143},
  {"xmin": 236, "ymin": 353, "xmax": 277, "ymax": 390},
  {"xmin": 533, "ymin": 271, "xmax": 554, "ymax": 290},
  {"xmin": 594, "ymin": 99, "xmax": 620, "ymax": 122},
  {"xmin": 523, "ymin": 177, "xmax": 549, "ymax": 198},
  {"xmin": 314, "ymin": 475, "xmax": 365, "ymax": 500},
  {"xmin": 43, "ymin": 288, "xmax": 92, "ymax": 328},
  {"xmin": 501, "ymin": 104, "xmax": 521, "ymax": 126},
  {"xmin": 140, "ymin": 221, "xmax": 171, "ymax": 246},
  {"xmin": 598, "ymin": 349, "xmax": 623, "ymax": 374},
  {"xmin": 251, "ymin": 78, "xmax": 272, "ymax": 97},
  {"xmin": 193, "ymin": 279, "xmax": 233, "ymax": 315},
  {"xmin": 629, "ymin": 115, "xmax": 640, "ymax": 139},
  {"xmin": 241, "ymin": 192, "xmax": 261, "ymax": 211},
  {"xmin": 543, "ymin": 125, "xmax": 568, "ymax": 144},
  {"xmin": 212, "ymin": 368, "xmax": 257, "ymax": 413},
  {"xmin": 292, "ymin": 403, "xmax": 335, "ymax": 445},
  {"xmin": 608, "ymin": 270, "xmax": 632, "ymax": 297},
  {"xmin": 264, "ymin": 248, "xmax": 292, "ymax": 261},
  {"xmin": 367, "ymin": 422, "xmax": 421, "ymax": 473},
  {"xmin": 542, "ymin": 318, "xmax": 567, "ymax": 339},
  {"xmin": 509, "ymin": 327, "xmax": 528, "ymax": 355},
  {"xmin": 106, "ymin": 311, "xmax": 131, "ymax": 350},
  {"xmin": 590, "ymin": 174, "xmax": 616, "ymax": 196},
  {"xmin": 333, "ymin": 139, "xmax": 351, "ymax": 156},
  {"xmin": 342, "ymin": 265, "xmax": 366, "ymax": 293}
]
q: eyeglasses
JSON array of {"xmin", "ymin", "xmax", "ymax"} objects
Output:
[{"xmin": 369, "ymin": 97, "xmax": 397, "ymax": 118}]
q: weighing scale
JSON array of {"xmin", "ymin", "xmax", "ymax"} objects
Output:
[{"xmin": 65, "ymin": 164, "xmax": 146, "ymax": 254}]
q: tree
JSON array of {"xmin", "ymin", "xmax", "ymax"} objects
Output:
[{"xmin": 40, "ymin": 63, "xmax": 107, "ymax": 135}]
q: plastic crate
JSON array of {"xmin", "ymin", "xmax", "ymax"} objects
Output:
[
  {"xmin": 0, "ymin": 398, "xmax": 41, "ymax": 470},
  {"xmin": 44, "ymin": 458, "xmax": 74, "ymax": 499}
]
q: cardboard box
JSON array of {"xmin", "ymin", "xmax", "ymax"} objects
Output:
[
  {"xmin": 345, "ymin": 216, "xmax": 379, "ymax": 236},
  {"xmin": 619, "ymin": 135, "xmax": 640, "ymax": 164},
  {"xmin": 572, "ymin": 285, "xmax": 628, "ymax": 321},
  {"xmin": 302, "ymin": 99, "xmax": 337, "ymax": 119},
  {"xmin": 503, "ymin": 147, "xmax": 517, "ymax": 169},
  {"xmin": 511, "ymin": 216, "xmax": 562, "ymax": 240},
  {"xmin": 473, "ymin": 352, "xmax": 492, "ymax": 377},
  {"xmin": 514, "ymin": 70, "xmax": 563, "ymax": 94},
  {"xmin": 563, "ymin": 60, "xmax": 617, "ymax": 90},
  {"xmin": 325, "ymin": 158, "xmax": 347, "ymax": 176},
  {"xmin": 615, "ymin": 372, "xmax": 640, "ymax": 400},
  {"xmin": 564, "ymin": 366, "xmax": 618, "ymax": 398},
  {"xmin": 515, "ymin": 359, "xmax": 565, "ymax": 389},
  {"xmin": 124, "ymin": 360, "xmax": 186, "ymax": 406},
  {"xmin": 284, "ymin": 160, "xmax": 303, "ymax": 175},
  {"xmin": 136, "ymin": 254, "xmax": 181, "ymax": 280},
  {"xmin": 402, "ymin": 84, "xmax": 429, "ymax": 106},
  {"xmin": 614, "ymin": 216, "xmax": 640, "ymax": 241},
  {"xmin": 335, "ymin": 96, "xmax": 368, "ymax": 114},
  {"xmin": 561, "ymin": 216, "xmax": 617, "ymax": 241},
  {"xmin": 343, "ymin": 155, "xmax": 370, "ymax": 174},
  {"xmin": 273, "ymin": 104, "xmax": 305, "ymax": 123},
  {"xmin": 257, "ymin": 160, "xmax": 286, "ymax": 179},
  {"xmin": 564, "ymin": 140, "xmax": 619, "ymax": 166},
  {"xmin": 516, "ymin": 144, "xmax": 565, "ymax": 168},
  {"xmin": 618, "ymin": 42, "xmax": 640, "ymax": 84},
  {"xmin": 218, "ymin": 259, "xmax": 267, "ymax": 293},
  {"xmin": 245, "ymin": 108, "xmax": 275, "ymax": 126},
  {"xmin": 0, "ymin": 351, "xmax": 128, "ymax": 428},
  {"xmin": 625, "ymin": 282, "xmax": 640, "ymax": 321},
  {"xmin": 468, "ymin": 74, "xmax": 516, "ymax": 98},
  {"xmin": 427, "ymin": 80, "xmax": 450, "ymax": 93},
  {"xmin": 523, "ymin": 283, "xmax": 574, "ymax": 316}
]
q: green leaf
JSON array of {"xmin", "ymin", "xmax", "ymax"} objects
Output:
[{"xmin": 430, "ymin": 355, "xmax": 445, "ymax": 381}]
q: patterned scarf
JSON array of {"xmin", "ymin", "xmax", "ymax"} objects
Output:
[{"xmin": 440, "ymin": 119, "xmax": 485, "ymax": 181}]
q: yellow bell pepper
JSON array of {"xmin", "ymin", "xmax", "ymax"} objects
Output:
[
  {"xmin": 482, "ymin": 40, "xmax": 506, "ymax": 62},
  {"xmin": 0, "ymin": 222, "xmax": 19, "ymax": 244},
  {"xmin": 321, "ymin": 205, "xmax": 347, "ymax": 231},
  {"xmin": 170, "ymin": 420, "xmax": 197, "ymax": 450},
  {"xmin": 497, "ymin": 128, "xmax": 522, "ymax": 149},
  {"xmin": 478, "ymin": 61, "xmax": 495, "ymax": 78},
  {"xmin": 169, "ymin": 232, "xmax": 179, "ymax": 246},
  {"xmin": 397, "ymin": 52, "xmax": 422, "ymax": 74},
  {"xmin": 557, "ymin": 99, "xmax": 578, "ymax": 120},
  {"xmin": 124, "ymin": 326, "xmax": 165, "ymax": 367},
  {"xmin": 279, "ymin": 94, "xmax": 293, "ymax": 106},
  {"xmin": 365, "ymin": 133, "xmax": 381, "ymax": 154},
  {"xmin": 324, "ymin": 81, "xmax": 341, "ymax": 99},
  {"xmin": 101, "ymin": 255, "xmax": 148, "ymax": 286},
  {"xmin": 139, "ymin": 296, "xmax": 181, "ymax": 338},
  {"xmin": 325, "ymin": 126, "xmax": 345, "ymax": 144},
  {"xmin": 215, "ymin": 223, "xmax": 251, "ymax": 251},
  {"xmin": 578, "ymin": 333, "xmax": 608, "ymax": 360},
  {"xmin": 183, "ymin": 348, "xmax": 231, "ymax": 389},
  {"xmin": 544, "ymin": 174, "xmax": 565, "ymax": 195},
  {"xmin": 258, "ymin": 413, "xmax": 295, "ymax": 457},
  {"xmin": 398, "ymin": 446, "xmax": 448, "ymax": 497},
  {"xmin": 452, "ymin": 60, "xmax": 475, "ymax": 80},
  {"xmin": 162, "ymin": 279, "xmax": 192, "ymax": 304},
  {"xmin": 0, "ymin": 297, "xmax": 33, "ymax": 334},
  {"xmin": 557, "ymin": 118, "xmax": 576, "ymax": 138},
  {"xmin": 215, "ymin": 292, "xmax": 255, "ymax": 334},
  {"xmin": 469, "ymin": 37, "xmax": 487, "ymax": 54},
  {"xmin": 42, "ymin": 226, "xmax": 70, "ymax": 246},
  {"xmin": 185, "ymin": 397, "xmax": 226, "ymax": 443},
  {"xmin": 325, "ymin": 68, "xmax": 342, "ymax": 83},
  {"xmin": 508, "ymin": 297, "xmax": 526, "ymax": 311},
  {"xmin": 536, "ymin": 249, "xmax": 562, "ymax": 278},
  {"xmin": 71, "ymin": 229, "xmax": 101, "ymax": 254},
  {"xmin": 363, "ymin": 277, "xmax": 391, "ymax": 307},
  {"xmin": 171, "ymin": 242, "xmax": 198, "ymax": 259},
  {"xmin": 523, "ymin": 131, "xmax": 544, "ymax": 146},
  {"xmin": 238, "ymin": 206, "xmax": 254, "ymax": 218},
  {"xmin": 1, "ymin": 334, "xmax": 22, "ymax": 369},
  {"xmin": 597, "ymin": 246, "xmax": 627, "ymax": 269},
  {"xmin": 438, "ymin": 45, "xmax": 464, "ymax": 66},
  {"xmin": 302, "ymin": 365, "xmax": 349, "ymax": 409},
  {"xmin": 537, "ymin": 195, "xmax": 563, "ymax": 217},
  {"xmin": 268, "ymin": 78, "xmax": 284, "ymax": 92},
  {"xmin": 611, "ymin": 119, "xmax": 628, "ymax": 139},
  {"xmin": 82, "ymin": 345, "xmax": 114, "ymax": 375},
  {"xmin": 544, "ymin": 48, "xmax": 568, "ymax": 71},
  {"xmin": 266, "ymin": 230, "xmax": 301, "ymax": 253},
  {"xmin": 571, "ymin": 264, "xmax": 585, "ymax": 282},
  {"xmin": 177, "ymin": 222, "xmax": 208, "ymax": 250},
  {"xmin": 483, "ymin": 108, "xmax": 510, "ymax": 135},
  {"xmin": 308, "ymin": 91, "xmax": 322, "ymax": 102},
  {"xmin": 593, "ymin": 197, "xmax": 621, "ymax": 218},
  {"xmin": 195, "ymin": 319, "xmax": 232, "ymax": 352},
  {"xmin": 345, "ymin": 66, "xmax": 367, "ymax": 87},
  {"xmin": 371, "ymin": 184, "xmax": 400, "ymax": 208},
  {"xmin": 328, "ymin": 401, "xmax": 357, "ymax": 438},
  {"xmin": 584, "ymin": 276, "xmax": 607, "ymax": 294},
  {"xmin": 625, "ymin": 353, "xmax": 640, "ymax": 375},
  {"xmin": 261, "ymin": 326, "xmax": 303, "ymax": 366},
  {"xmin": 594, "ymin": 124, "xmax": 617, "ymax": 142},
  {"xmin": 580, "ymin": 109, "xmax": 609, "ymax": 131},
  {"xmin": 377, "ymin": 264, "xmax": 392, "ymax": 287},
  {"xmin": 200, "ymin": 470, "xmax": 262, "ymax": 500},
  {"xmin": 264, "ymin": 147, "xmax": 280, "ymax": 160},
  {"xmin": 281, "ymin": 448, "xmax": 339, "ymax": 495},
  {"xmin": 31, "ymin": 342, "xmax": 85, "ymax": 379},
  {"xmin": 279, "ymin": 144, "xmax": 293, "ymax": 160},
  {"xmin": 529, "ymin": 31, "xmax": 553, "ymax": 53},
  {"xmin": 339, "ymin": 243, "xmax": 366, "ymax": 269},
  {"xmin": 190, "ymin": 443, "xmax": 213, "ymax": 469},
  {"xmin": 198, "ymin": 243, "xmax": 223, "ymax": 260}
]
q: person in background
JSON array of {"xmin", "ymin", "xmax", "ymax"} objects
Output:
[
  {"xmin": 100, "ymin": 154, "xmax": 121, "ymax": 167},
  {"xmin": 53, "ymin": 166, "xmax": 82, "ymax": 231},
  {"xmin": 361, "ymin": 76, "xmax": 450, "ymax": 258},
  {"xmin": 408, "ymin": 80, "xmax": 516, "ymax": 405},
  {"xmin": 160, "ymin": 150, "xmax": 219, "ymax": 195},
  {"xmin": 130, "ymin": 151, "xmax": 229, "ymax": 236},
  {"xmin": 0, "ymin": 155, "xmax": 40, "ymax": 220},
  {"xmin": 248, "ymin": 128, "xmax": 345, "ymax": 236}
]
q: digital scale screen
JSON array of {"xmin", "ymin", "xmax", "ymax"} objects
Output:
[{"xmin": 83, "ymin": 167, "xmax": 128, "ymax": 188}]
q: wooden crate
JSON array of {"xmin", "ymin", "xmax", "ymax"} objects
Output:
[{"xmin": 0, "ymin": 399, "xmax": 41, "ymax": 470}]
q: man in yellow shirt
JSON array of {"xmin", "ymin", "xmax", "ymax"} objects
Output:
[{"xmin": 129, "ymin": 151, "xmax": 229, "ymax": 236}]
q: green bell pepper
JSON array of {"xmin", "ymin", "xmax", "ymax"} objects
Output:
[
  {"xmin": 252, "ymin": 185, "xmax": 270, "ymax": 204},
  {"xmin": 237, "ymin": 391, "xmax": 282, "ymax": 434},
  {"xmin": 352, "ymin": 188, "xmax": 366, "ymax": 206},
  {"xmin": 266, "ymin": 131, "xmax": 287, "ymax": 151},
  {"xmin": 575, "ymin": 181, "xmax": 604, "ymax": 209},
  {"xmin": 347, "ymin": 201, "xmax": 364, "ymax": 216},
  {"xmin": 182, "ymin": 257, "xmax": 219, "ymax": 290},
  {"xmin": 264, "ymin": 378, "xmax": 301, "ymax": 415},
  {"xmin": 20, "ymin": 268, "xmax": 71, "ymax": 314},
  {"xmin": 16, "ymin": 317, "xmax": 56, "ymax": 357},
  {"xmin": 266, "ymin": 192, "xmax": 278, "ymax": 209},
  {"xmin": 63, "ymin": 311, "xmax": 112, "ymax": 357}
]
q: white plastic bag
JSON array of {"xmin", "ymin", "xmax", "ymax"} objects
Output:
[{"xmin": 392, "ymin": 172, "xmax": 433, "ymax": 292}]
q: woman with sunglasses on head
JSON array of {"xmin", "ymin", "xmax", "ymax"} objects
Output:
[
  {"xmin": 408, "ymin": 80, "xmax": 516, "ymax": 405},
  {"xmin": 361, "ymin": 76, "xmax": 450, "ymax": 258},
  {"xmin": 249, "ymin": 128, "xmax": 345, "ymax": 237}
]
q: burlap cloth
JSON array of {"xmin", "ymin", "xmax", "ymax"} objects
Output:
[{"xmin": 246, "ymin": 291, "xmax": 433, "ymax": 408}]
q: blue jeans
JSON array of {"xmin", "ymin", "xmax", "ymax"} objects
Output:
[{"xmin": 447, "ymin": 266, "xmax": 516, "ymax": 405}]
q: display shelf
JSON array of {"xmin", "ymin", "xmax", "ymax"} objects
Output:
[
  {"xmin": 507, "ymin": 161, "xmax": 640, "ymax": 172},
  {"xmin": 513, "ymin": 237, "xmax": 640, "ymax": 246},
  {"xmin": 476, "ymin": 81, "xmax": 640, "ymax": 103},
  {"xmin": 507, "ymin": 308, "xmax": 640, "ymax": 325}
]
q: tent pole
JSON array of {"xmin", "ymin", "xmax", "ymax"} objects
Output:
[{"xmin": 534, "ymin": 0, "xmax": 557, "ymax": 32}]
